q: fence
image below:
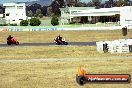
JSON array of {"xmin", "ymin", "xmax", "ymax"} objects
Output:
[
  {"xmin": 0, "ymin": 26, "xmax": 64, "ymax": 31},
  {"xmin": 1, "ymin": 25, "xmax": 131, "ymax": 31}
]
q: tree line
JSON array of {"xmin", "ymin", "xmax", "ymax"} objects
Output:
[
  {"xmin": 0, "ymin": 0, "xmax": 132, "ymax": 17},
  {"xmin": 0, "ymin": 0, "xmax": 132, "ymax": 26}
]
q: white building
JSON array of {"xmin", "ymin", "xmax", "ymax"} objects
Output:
[
  {"xmin": 0, "ymin": 14, "xmax": 3, "ymax": 18},
  {"xmin": 60, "ymin": 6, "xmax": 132, "ymax": 27},
  {"xmin": 3, "ymin": 3, "xmax": 27, "ymax": 25},
  {"xmin": 60, "ymin": 7, "xmax": 95, "ymax": 24}
]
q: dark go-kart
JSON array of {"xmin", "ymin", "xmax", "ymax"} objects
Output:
[
  {"xmin": 54, "ymin": 38, "xmax": 68, "ymax": 45},
  {"xmin": 7, "ymin": 37, "xmax": 19, "ymax": 45}
]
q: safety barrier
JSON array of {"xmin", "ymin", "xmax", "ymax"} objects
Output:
[
  {"xmin": 1, "ymin": 26, "xmax": 132, "ymax": 31},
  {"xmin": 96, "ymin": 39, "xmax": 132, "ymax": 53},
  {"xmin": 0, "ymin": 26, "xmax": 64, "ymax": 31}
]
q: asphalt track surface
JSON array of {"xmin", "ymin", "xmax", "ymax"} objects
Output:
[{"xmin": 0, "ymin": 42, "xmax": 96, "ymax": 47}]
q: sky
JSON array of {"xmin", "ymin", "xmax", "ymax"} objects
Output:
[
  {"xmin": 0, "ymin": 0, "xmax": 113, "ymax": 4},
  {"xmin": 0, "ymin": 0, "xmax": 37, "ymax": 4}
]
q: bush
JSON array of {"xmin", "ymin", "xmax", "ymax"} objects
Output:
[
  {"xmin": 30, "ymin": 18, "xmax": 41, "ymax": 26},
  {"xmin": 0, "ymin": 24, "xmax": 8, "ymax": 26},
  {"xmin": 51, "ymin": 16, "xmax": 59, "ymax": 26},
  {"xmin": 69, "ymin": 22, "xmax": 75, "ymax": 24},
  {"xmin": 20, "ymin": 20, "xmax": 28, "ymax": 26},
  {"xmin": 38, "ymin": 14, "xmax": 43, "ymax": 18},
  {"xmin": 10, "ymin": 23, "xmax": 17, "ymax": 26}
]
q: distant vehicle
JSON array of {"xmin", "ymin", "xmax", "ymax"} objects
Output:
[
  {"xmin": 7, "ymin": 35, "xmax": 19, "ymax": 45},
  {"xmin": 54, "ymin": 35, "xmax": 68, "ymax": 45}
]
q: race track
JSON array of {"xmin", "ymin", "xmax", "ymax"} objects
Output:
[{"xmin": 0, "ymin": 42, "xmax": 96, "ymax": 47}]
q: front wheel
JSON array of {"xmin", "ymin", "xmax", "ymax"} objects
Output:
[
  {"xmin": 15, "ymin": 41, "xmax": 19, "ymax": 45},
  {"xmin": 64, "ymin": 42, "xmax": 68, "ymax": 45}
]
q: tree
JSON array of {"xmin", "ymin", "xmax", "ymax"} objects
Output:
[
  {"xmin": 27, "ymin": 10, "xmax": 33, "ymax": 17},
  {"xmin": 109, "ymin": 0, "xmax": 114, "ymax": 7},
  {"xmin": 34, "ymin": 9, "xmax": 43, "ymax": 18},
  {"xmin": 116, "ymin": 0, "xmax": 129, "ymax": 7},
  {"xmin": 30, "ymin": 18, "xmax": 41, "ymax": 26},
  {"xmin": 92, "ymin": 0, "xmax": 102, "ymax": 9},
  {"xmin": 87, "ymin": 1, "xmax": 94, "ymax": 7},
  {"xmin": 47, "ymin": 6, "xmax": 53, "ymax": 16},
  {"xmin": 38, "ymin": 14, "xmax": 43, "ymax": 18},
  {"xmin": 26, "ymin": 3, "xmax": 42, "ymax": 16},
  {"xmin": 0, "ymin": 5, "xmax": 5, "ymax": 14},
  {"xmin": 55, "ymin": 0, "xmax": 65, "ymax": 7},
  {"xmin": 51, "ymin": 1, "xmax": 61, "ymax": 16},
  {"xmin": 20, "ymin": 20, "xmax": 28, "ymax": 26},
  {"xmin": 41, "ymin": 6, "xmax": 47, "ymax": 16},
  {"xmin": 66, "ymin": 0, "xmax": 79, "ymax": 7},
  {"xmin": 51, "ymin": 16, "xmax": 59, "ymax": 26},
  {"xmin": 75, "ymin": 2, "xmax": 87, "ymax": 7}
]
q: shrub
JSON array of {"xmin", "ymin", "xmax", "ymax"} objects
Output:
[
  {"xmin": 38, "ymin": 14, "xmax": 43, "ymax": 18},
  {"xmin": 30, "ymin": 18, "xmax": 41, "ymax": 26},
  {"xmin": 10, "ymin": 23, "xmax": 17, "ymax": 26},
  {"xmin": 51, "ymin": 16, "xmax": 59, "ymax": 26},
  {"xmin": 69, "ymin": 22, "xmax": 75, "ymax": 24},
  {"xmin": 0, "ymin": 24, "xmax": 8, "ymax": 26},
  {"xmin": 20, "ymin": 20, "xmax": 28, "ymax": 26}
]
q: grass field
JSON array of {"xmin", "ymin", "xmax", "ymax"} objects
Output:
[
  {"xmin": 0, "ymin": 30, "xmax": 132, "ymax": 88},
  {"xmin": 0, "ymin": 30, "xmax": 131, "ymax": 43}
]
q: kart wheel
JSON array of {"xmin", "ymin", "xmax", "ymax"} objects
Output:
[
  {"xmin": 7, "ymin": 41, "xmax": 11, "ymax": 45},
  {"xmin": 76, "ymin": 75, "xmax": 86, "ymax": 86}
]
